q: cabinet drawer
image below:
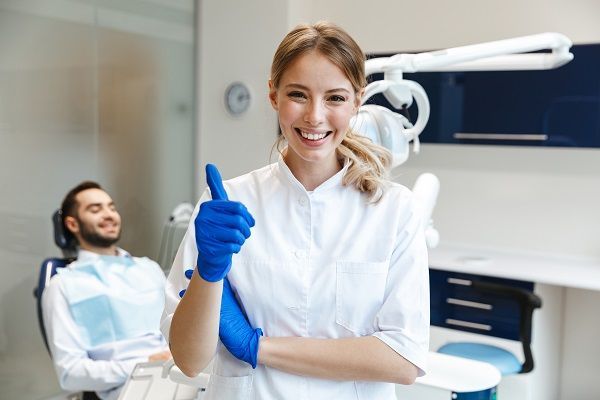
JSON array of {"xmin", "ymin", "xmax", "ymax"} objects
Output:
[{"xmin": 430, "ymin": 268, "xmax": 534, "ymax": 340}]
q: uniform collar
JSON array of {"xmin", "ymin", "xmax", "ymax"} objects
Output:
[
  {"xmin": 276, "ymin": 151, "xmax": 349, "ymax": 194},
  {"xmin": 76, "ymin": 248, "xmax": 130, "ymax": 264}
]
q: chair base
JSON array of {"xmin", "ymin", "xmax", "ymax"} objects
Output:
[{"xmin": 453, "ymin": 387, "xmax": 497, "ymax": 400}]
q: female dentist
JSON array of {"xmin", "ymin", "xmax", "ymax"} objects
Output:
[{"xmin": 162, "ymin": 21, "xmax": 430, "ymax": 400}]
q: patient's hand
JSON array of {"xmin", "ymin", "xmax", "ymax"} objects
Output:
[{"xmin": 148, "ymin": 349, "xmax": 172, "ymax": 362}]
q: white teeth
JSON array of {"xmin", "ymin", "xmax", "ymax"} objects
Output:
[{"xmin": 300, "ymin": 130, "xmax": 327, "ymax": 141}]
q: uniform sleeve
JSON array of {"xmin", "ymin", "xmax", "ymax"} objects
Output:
[
  {"xmin": 372, "ymin": 194, "xmax": 430, "ymax": 376},
  {"xmin": 160, "ymin": 190, "xmax": 209, "ymax": 343},
  {"xmin": 42, "ymin": 279, "xmax": 143, "ymax": 392}
]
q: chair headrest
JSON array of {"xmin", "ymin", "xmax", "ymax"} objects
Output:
[{"xmin": 52, "ymin": 210, "xmax": 77, "ymax": 256}]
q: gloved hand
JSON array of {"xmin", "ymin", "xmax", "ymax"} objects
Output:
[
  {"xmin": 195, "ymin": 164, "xmax": 255, "ymax": 282},
  {"xmin": 220, "ymin": 277, "xmax": 263, "ymax": 368}
]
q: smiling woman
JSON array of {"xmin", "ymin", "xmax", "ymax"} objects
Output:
[
  {"xmin": 269, "ymin": 22, "xmax": 391, "ymax": 200},
  {"xmin": 163, "ymin": 21, "xmax": 430, "ymax": 400}
]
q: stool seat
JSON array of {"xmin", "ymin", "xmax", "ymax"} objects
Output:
[{"xmin": 438, "ymin": 342, "xmax": 522, "ymax": 376}]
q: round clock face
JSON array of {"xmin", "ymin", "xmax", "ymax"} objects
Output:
[{"xmin": 225, "ymin": 82, "xmax": 251, "ymax": 115}]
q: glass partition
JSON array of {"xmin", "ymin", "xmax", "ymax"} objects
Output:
[{"xmin": 0, "ymin": 1, "xmax": 195, "ymax": 397}]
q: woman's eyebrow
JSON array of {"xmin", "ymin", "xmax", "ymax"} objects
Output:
[{"xmin": 284, "ymin": 83, "xmax": 351, "ymax": 94}]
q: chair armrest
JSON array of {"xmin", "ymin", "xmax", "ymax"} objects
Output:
[{"xmin": 471, "ymin": 280, "xmax": 542, "ymax": 373}]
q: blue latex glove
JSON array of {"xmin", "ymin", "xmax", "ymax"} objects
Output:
[
  {"xmin": 220, "ymin": 277, "xmax": 263, "ymax": 368},
  {"xmin": 195, "ymin": 164, "xmax": 255, "ymax": 282}
]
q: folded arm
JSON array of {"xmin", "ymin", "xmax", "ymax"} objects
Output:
[
  {"xmin": 259, "ymin": 336, "xmax": 418, "ymax": 384},
  {"xmin": 219, "ymin": 277, "xmax": 420, "ymax": 384}
]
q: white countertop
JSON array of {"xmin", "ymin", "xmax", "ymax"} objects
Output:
[{"xmin": 429, "ymin": 242, "xmax": 600, "ymax": 291}]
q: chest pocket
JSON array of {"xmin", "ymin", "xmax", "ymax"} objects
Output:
[{"xmin": 335, "ymin": 261, "xmax": 388, "ymax": 335}]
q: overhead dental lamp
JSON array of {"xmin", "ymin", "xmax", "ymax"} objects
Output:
[{"xmin": 352, "ymin": 32, "xmax": 573, "ymax": 248}]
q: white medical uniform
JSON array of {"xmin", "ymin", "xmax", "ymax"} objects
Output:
[
  {"xmin": 42, "ymin": 249, "xmax": 168, "ymax": 400},
  {"xmin": 162, "ymin": 157, "xmax": 430, "ymax": 400}
]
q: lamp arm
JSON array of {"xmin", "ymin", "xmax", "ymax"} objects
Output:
[
  {"xmin": 362, "ymin": 79, "xmax": 430, "ymax": 145},
  {"xmin": 365, "ymin": 32, "xmax": 573, "ymax": 75}
]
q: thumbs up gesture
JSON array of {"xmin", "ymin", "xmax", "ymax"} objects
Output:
[{"xmin": 194, "ymin": 164, "xmax": 255, "ymax": 282}]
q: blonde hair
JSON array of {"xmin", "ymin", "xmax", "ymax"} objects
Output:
[{"xmin": 271, "ymin": 21, "xmax": 391, "ymax": 202}]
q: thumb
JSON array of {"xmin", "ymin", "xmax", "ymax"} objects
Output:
[{"xmin": 206, "ymin": 164, "xmax": 229, "ymax": 201}]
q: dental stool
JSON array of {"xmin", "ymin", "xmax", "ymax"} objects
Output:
[
  {"xmin": 430, "ymin": 269, "xmax": 542, "ymax": 399},
  {"xmin": 34, "ymin": 210, "xmax": 99, "ymax": 400}
]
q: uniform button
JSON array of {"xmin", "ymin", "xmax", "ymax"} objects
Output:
[
  {"xmin": 184, "ymin": 269, "xmax": 194, "ymax": 279},
  {"xmin": 298, "ymin": 197, "xmax": 307, "ymax": 206},
  {"xmin": 294, "ymin": 250, "xmax": 306, "ymax": 259}
]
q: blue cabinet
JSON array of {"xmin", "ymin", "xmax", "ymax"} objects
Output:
[
  {"xmin": 367, "ymin": 44, "xmax": 600, "ymax": 147},
  {"xmin": 429, "ymin": 269, "xmax": 535, "ymax": 341}
]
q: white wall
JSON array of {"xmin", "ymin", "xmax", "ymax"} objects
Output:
[
  {"xmin": 197, "ymin": 1, "xmax": 600, "ymax": 398},
  {"xmin": 396, "ymin": 145, "xmax": 600, "ymax": 257},
  {"xmin": 195, "ymin": 0, "xmax": 289, "ymax": 196},
  {"xmin": 288, "ymin": 0, "xmax": 600, "ymax": 51}
]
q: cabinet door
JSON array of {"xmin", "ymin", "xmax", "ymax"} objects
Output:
[{"xmin": 366, "ymin": 44, "xmax": 600, "ymax": 147}]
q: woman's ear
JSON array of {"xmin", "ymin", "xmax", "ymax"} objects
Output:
[
  {"xmin": 355, "ymin": 88, "xmax": 364, "ymax": 111},
  {"xmin": 268, "ymin": 80, "xmax": 278, "ymax": 110}
]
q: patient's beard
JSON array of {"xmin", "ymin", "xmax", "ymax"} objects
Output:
[{"xmin": 78, "ymin": 219, "xmax": 121, "ymax": 248}]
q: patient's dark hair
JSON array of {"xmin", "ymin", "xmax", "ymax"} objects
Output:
[{"xmin": 61, "ymin": 181, "xmax": 103, "ymax": 221}]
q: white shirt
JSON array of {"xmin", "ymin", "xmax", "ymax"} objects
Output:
[
  {"xmin": 162, "ymin": 158, "xmax": 430, "ymax": 400},
  {"xmin": 42, "ymin": 249, "xmax": 168, "ymax": 400}
]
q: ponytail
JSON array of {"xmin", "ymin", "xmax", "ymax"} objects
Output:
[{"xmin": 337, "ymin": 130, "xmax": 391, "ymax": 202}]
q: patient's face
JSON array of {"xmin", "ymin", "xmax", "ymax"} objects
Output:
[{"xmin": 73, "ymin": 188, "xmax": 122, "ymax": 248}]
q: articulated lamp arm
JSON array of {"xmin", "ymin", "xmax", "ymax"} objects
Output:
[
  {"xmin": 353, "ymin": 33, "xmax": 573, "ymax": 248},
  {"xmin": 365, "ymin": 32, "xmax": 573, "ymax": 76}
]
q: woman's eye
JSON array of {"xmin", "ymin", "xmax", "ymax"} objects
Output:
[
  {"xmin": 328, "ymin": 95, "xmax": 346, "ymax": 103},
  {"xmin": 288, "ymin": 91, "xmax": 306, "ymax": 99}
]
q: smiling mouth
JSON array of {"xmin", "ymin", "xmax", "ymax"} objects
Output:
[
  {"xmin": 295, "ymin": 128, "xmax": 332, "ymax": 141},
  {"xmin": 99, "ymin": 222, "xmax": 118, "ymax": 230}
]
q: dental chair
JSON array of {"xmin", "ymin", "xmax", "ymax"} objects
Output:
[
  {"xmin": 33, "ymin": 210, "xmax": 98, "ymax": 400},
  {"xmin": 35, "ymin": 210, "xmax": 206, "ymax": 400},
  {"xmin": 430, "ymin": 269, "xmax": 542, "ymax": 399}
]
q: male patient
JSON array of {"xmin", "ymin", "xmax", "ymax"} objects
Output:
[{"xmin": 42, "ymin": 181, "xmax": 170, "ymax": 400}]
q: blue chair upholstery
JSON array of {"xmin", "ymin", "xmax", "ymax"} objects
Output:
[
  {"xmin": 33, "ymin": 210, "xmax": 99, "ymax": 400},
  {"xmin": 34, "ymin": 257, "xmax": 73, "ymax": 352},
  {"xmin": 51, "ymin": 209, "xmax": 77, "ymax": 258},
  {"xmin": 438, "ymin": 342, "xmax": 522, "ymax": 376}
]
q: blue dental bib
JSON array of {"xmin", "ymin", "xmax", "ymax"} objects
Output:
[{"xmin": 59, "ymin": 255, "xmax": 165, "ymax": 348}]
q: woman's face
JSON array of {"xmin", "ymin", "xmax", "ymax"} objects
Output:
[{"xmin": 269, "ymin": 50, "xmax": 359, "ymax": 172}]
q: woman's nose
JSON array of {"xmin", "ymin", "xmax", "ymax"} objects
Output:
[{"xmin": 304, "ymin": 100, "xmax": 325, "ymax": 126}]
